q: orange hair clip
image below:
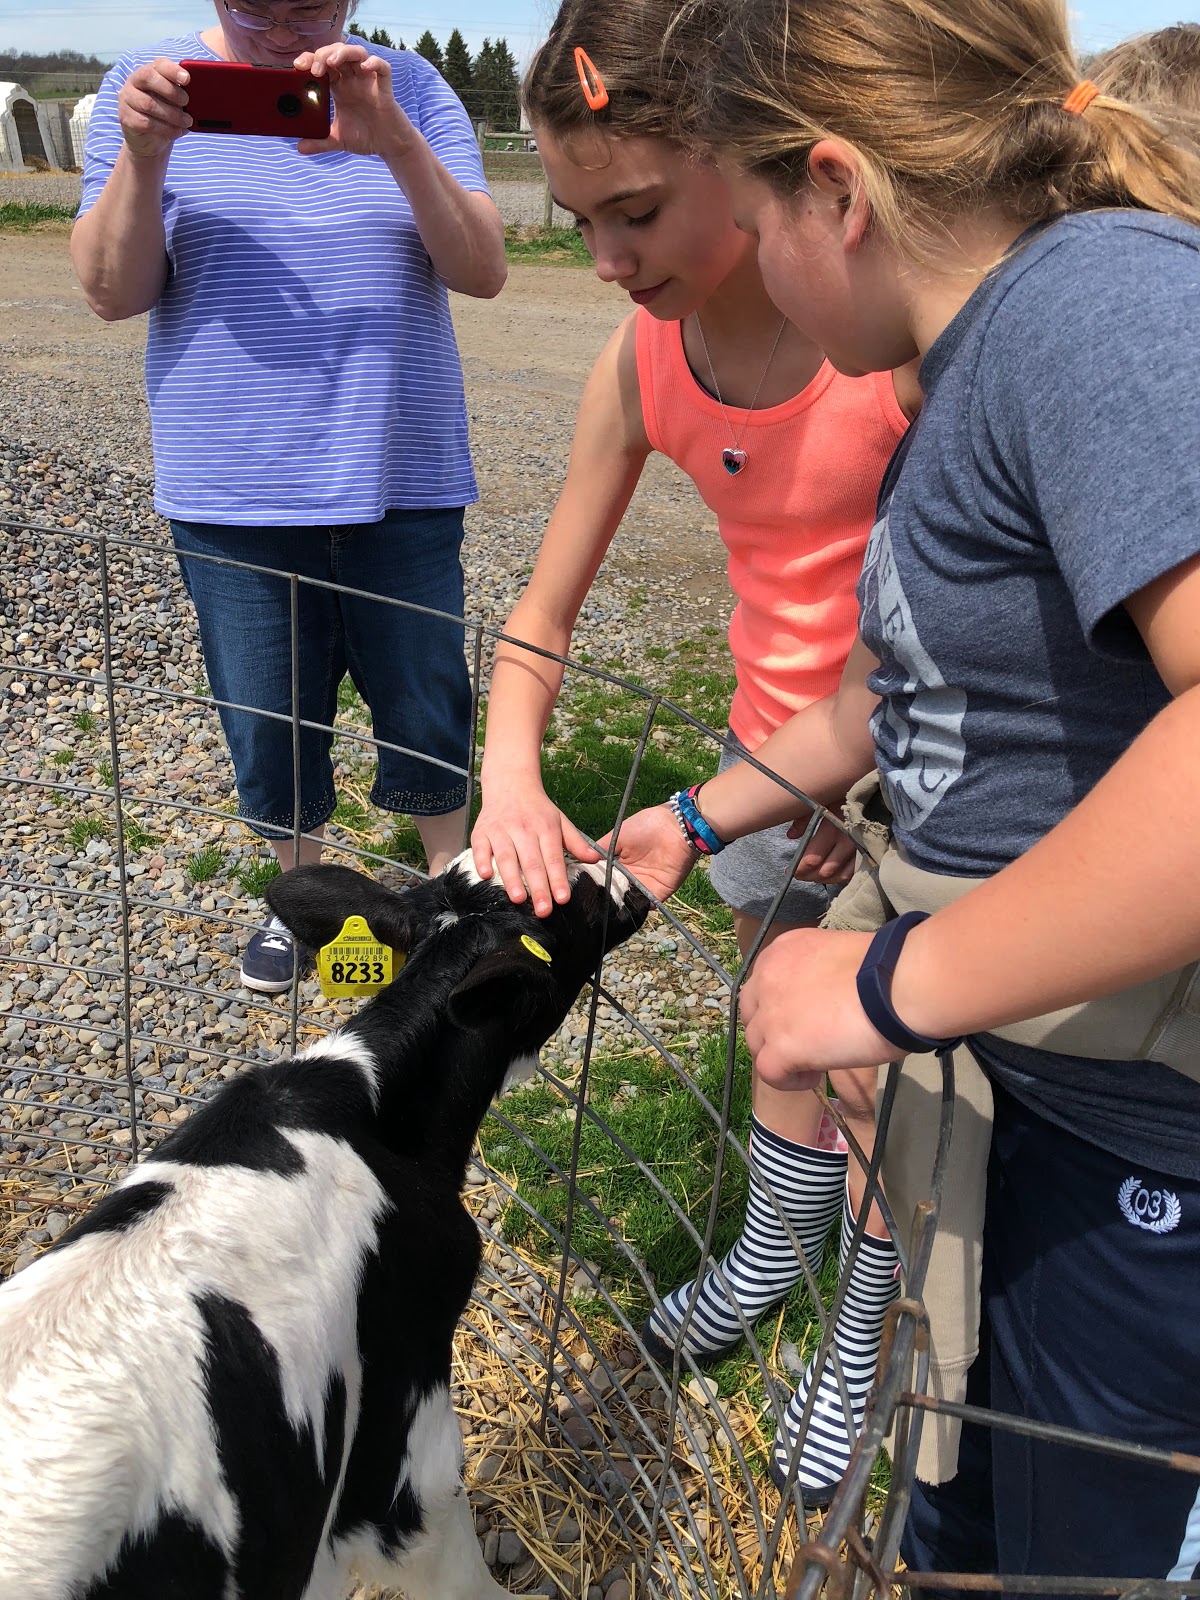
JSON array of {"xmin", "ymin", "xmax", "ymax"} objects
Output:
[
  {"xmin": 1063, "ymin": 80, "xmax": 1101, "ymax": 115},
  {"xmin": 574, "ymin": 46, "xmax": 609, "ymax": 111}
]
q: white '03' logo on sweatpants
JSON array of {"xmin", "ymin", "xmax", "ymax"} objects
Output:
[{"xmin": 1118, "ymin": 1177, "xmax": 1181, "ymax": 1233}]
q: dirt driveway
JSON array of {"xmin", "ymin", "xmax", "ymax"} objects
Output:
[{"xmin": 0, "ymin": 229, "xmax": 730, "ymax": 621}]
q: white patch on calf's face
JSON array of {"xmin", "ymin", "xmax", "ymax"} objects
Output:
[
  {"xmin": 573, "ymin": 858, "xmax": 633, "ymax": 907},
  {"xmin": 444, "ymin": 848, "xmax": 528, "ymax": 896},
  {"xmin": 445, "ymin": 848, "xmax": 485, "ymax": 887}
]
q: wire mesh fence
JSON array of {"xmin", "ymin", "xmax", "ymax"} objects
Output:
[{"xmin": 3, "ymin": 515, "xmax": 1199, "ymax": 1599}]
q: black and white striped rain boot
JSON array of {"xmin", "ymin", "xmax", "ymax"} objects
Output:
[
  {"xmin": 770, "ymin": 1194, "xmax": 899, "ymax": 1506},
  {"xmin": 642, "ymin": 1111, "xmax": 848, "ymax": 1365}
]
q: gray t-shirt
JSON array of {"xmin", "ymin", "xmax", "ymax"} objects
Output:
[{"xmin": 857, "ymin": 210, "xmax": 1200, "ymax": 1177}]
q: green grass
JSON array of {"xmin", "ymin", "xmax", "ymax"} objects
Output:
[
  {"xmin": 50, "ymin": 749, "xmax": 72, "ymax": 768},
  {"xmin": 122, "ymin": 817, "xmax": 159, "ymax": 853},
  {"xmin": 96, "ymin": 760, "xmax": 113, "ymax": 788},
  {"xmin": 233, "ymin": 858, "xmax": 281, "ymax": 898},
  {"xmin": 481, "ymin": 151, "xmax": 542, "ymax": 178},
  {"xmin": 477, "ymin": 1026, "xmax": 861, "ymax": 1484},
  {"xmin": 337, "ymin": 677, "xmax": 365, "ymax": 715},
  {"xmin": 0, "ymin": 201, "xmax": 75, "ymax": 232},
  {"xmin": 482, "ymin": 1030, "xmax": 755, "ymax": 1314},
  {"xmin": 67, "ymin": 816, "xmax": 108, "ymax": 851},
  {"xmin": 332, "ymin": 792, "xmax": 374, "ymax": 834},
  {"xmin": 72, "ymin": 710, "xmax": 96, "ymax": 734},
  {"xmin": 186, "ymin": 845, "xmax": 225, "ymax": 884},
  {"xmin": 504, "ymin": 225, "xmax": 592, "ymax": 267},
  {"xmin": 535, "ymin": 632, "xmax": 737, "ymax": 849},
  {"xmin": 379, "ymin": 816, "xmax": 426, "ymax": 865}
]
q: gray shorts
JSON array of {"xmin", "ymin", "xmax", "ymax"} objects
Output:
[{"xmin": 706, "ymin": 733, "xmax": 836, "ymax": 929}]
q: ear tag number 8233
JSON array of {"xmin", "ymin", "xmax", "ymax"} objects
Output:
[{"xmin": 317, "ymin": 915, "xmax": 401, "ymax": 998}]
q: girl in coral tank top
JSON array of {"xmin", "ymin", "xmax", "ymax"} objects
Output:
[{"xmin": 470, "ymin": 0, "xmax": 918, "ymax": 1503}]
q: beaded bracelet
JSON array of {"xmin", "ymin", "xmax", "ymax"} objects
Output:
[{"xmin": 667, "ymin": 783, "xmax": 728, "ymax": 856}]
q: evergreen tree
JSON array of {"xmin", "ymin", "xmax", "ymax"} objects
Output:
[
  {"xmin": 491, "ymin": 38, "xmax": 520, "ymax": 128},
  {"xmin": 413, "ymin": 31, "xmax": 445, "ymax": 74},
  {"xmin": 443, "ymin": 28, "xmax": 474, "ymax": 110},
  {"xmin": 347, "ymin": 20, "xmax": 368, "ymax": 36},
  {"xmin": 471, "ymin": 36, "xmax": 520, "ymax": 129},
  {"xmin": 369, "ymin": 26, "xmax": 396, "ymax": 48},
  {"xmin": 471, "ymin": 37, "xmax": 496, "ymax": 124}
]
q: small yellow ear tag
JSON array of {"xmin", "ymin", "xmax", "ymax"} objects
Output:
[
  {"xmin": 317, "ymin": 915, "xmax": 403, "ymax": 998},
  {"xmin": 521, "ymin": 934, "xmax": 553, "ymax": 964}
]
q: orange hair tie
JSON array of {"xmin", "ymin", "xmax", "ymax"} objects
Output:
[
  {"xmin": 1063, "ymin": 80, "xmax": 1101, "ymax": 115},
  {"xmin": 574, "ymin": 46, "xmax": 609, "ymax": 111}
]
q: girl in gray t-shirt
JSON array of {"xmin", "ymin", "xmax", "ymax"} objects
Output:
[{"xmin": 605, "ymin": 0, "xmax": 1200, "ymax": 1577}]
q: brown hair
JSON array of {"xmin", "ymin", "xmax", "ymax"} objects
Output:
[
  {"xmin": 522, "ymin": 0, "xmax": 704, "ymax": 146},
  {"xmin": 1093, "ymin": 23, "xmax": 1200, "ymax": 119},
  {"xmin": 674, "ymin": 0, "xmax": 1200, "ymax": 255}
]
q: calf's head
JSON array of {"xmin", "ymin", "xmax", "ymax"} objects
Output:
[{"xmin": 266, "ymin": 854, "xmax": 650, "ymax": 1105}]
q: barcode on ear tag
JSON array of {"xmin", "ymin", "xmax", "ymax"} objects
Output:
[{"xmin": 317, "ymin": 914, "xmax": 402, "ymax": 998}]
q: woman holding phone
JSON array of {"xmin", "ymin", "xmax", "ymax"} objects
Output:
[{"xmin": 72, "ymin": 2, "xmax": 506, "ymax": 992}]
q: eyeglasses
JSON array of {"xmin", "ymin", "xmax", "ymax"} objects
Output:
[{"xmin": 222, "ymin": 1, "xmax": 343, "ymax": 36}]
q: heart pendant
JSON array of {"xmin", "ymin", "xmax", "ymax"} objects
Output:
[{"xmin": 721, "ymin": 447, "xmax": 748, "ymax": 476}]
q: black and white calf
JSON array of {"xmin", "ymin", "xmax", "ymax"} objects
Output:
[{"xmin": 0, "ymin": 853, "xmax": 648, "ymax": 1600}]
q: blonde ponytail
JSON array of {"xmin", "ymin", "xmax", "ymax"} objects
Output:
[{"xmin": 674, "ymin": 0, "xmax": 1200, "ymax": 257}]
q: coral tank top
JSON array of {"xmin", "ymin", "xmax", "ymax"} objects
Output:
[{"xmin": 635, "ymin": 311, "xmax": 909, "ymax": 748}]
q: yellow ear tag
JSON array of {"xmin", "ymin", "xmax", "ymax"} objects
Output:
[
  {"xmin": 317, "ymin": 915, "xmax": 402, "ymax": 998},
  {"xmin": 521, "ymin": 934, "xmax": 553, "ymax": 964}
]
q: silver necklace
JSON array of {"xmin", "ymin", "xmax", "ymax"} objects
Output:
[{"xmin": 693, "ymin": 313, "xmax": 788, "ymax": 477}]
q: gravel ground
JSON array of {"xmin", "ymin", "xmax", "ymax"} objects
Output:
[
  {"xmin": 1, "ymin": 226, "xmax": 734, "ymax": 1197},
  {"xmin": 0, "ymin": 231, "xmax": 757, "ymax": 1593}
]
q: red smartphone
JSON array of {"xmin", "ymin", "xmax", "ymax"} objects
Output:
[{"xmin": 180, "ymin": 60, "xmax": 331, "ymax": 139}]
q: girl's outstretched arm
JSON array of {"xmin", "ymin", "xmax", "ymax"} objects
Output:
[
  {"xmin": 473, "ymin": 314, "xmax": 652, "ymax": 914},
  {"xmin": 743, "ymin": 554, "xmax": 1200, "ymax": 1085},
  {"xmin": 597, "ymin": 638, "xmax": 880, "ymax": 904}
]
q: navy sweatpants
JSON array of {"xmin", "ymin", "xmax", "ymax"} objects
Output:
[{"xmin": 903, "ymin": 1081, "xmax": 1200, "ymax": 1587}]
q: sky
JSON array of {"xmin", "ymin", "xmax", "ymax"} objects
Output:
[{"xmin": 0, "ymin": 0, "xmax": 1196, "ymax": 66}]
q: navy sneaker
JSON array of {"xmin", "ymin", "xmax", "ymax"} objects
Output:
[{"xmin": 239, "ymin": 915, "xmax": 302, "ymax": 994}]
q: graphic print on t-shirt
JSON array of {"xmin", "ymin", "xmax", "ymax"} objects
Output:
[{"xmin": 859, "ymin": 509, "xmax": 966, "ymax": 835}]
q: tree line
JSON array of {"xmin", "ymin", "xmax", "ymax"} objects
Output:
[
  {"xmin": 347, "ymin": 25, "xmax": 521, "ymax": 128},
  {"xmin": 0, "ymin": 48, "xmax": 108, "ymax": 76}
]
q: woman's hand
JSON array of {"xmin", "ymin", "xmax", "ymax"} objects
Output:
[
  {"xmin": 293, "ymin": 42, "xmax": 413, "ymax": 158},
  {"xmin": 595, "ymin": 805, "xmax": 697, "ymax": 905},
  {"xmin": 788, "ymin": 812, "xmax": 859, "ymax": 884},
  {"xmin": 116, "ymin": 58, "xmax": 192, "ymax": 160},
  {"xmin": 741, "ymin": 927, "xmax": 900, "ymax": 1084},
  {"xmin": 471, "ymin": 782, "xmax": 601, "ymax": 917}
]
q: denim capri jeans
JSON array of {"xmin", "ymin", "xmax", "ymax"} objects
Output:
[{"xmin": 171, "ymin": 509, "xmax": 472, "ymax": 841}]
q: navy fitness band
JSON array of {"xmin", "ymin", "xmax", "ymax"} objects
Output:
[{"xmin": 855, "ymin": 911, "xmax": 963, "ymax": 1056}]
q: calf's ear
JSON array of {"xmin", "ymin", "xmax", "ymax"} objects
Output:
[
  {"xmin": 447, "ymin": 938, "xmax": 565, "ymax": 1032},
  {"xmin": 266, "ymin": 864, "xmax": 426, "ymax": 953}
]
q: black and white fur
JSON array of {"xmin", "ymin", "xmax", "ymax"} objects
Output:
[{"xmin": 0, "ymin": 853, "xmax": 648, "ymax": 1600}]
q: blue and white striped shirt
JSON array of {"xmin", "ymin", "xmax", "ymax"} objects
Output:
[{"xmin": 81, "ymin": 35, "xmax": 488, "ymax": 524}]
